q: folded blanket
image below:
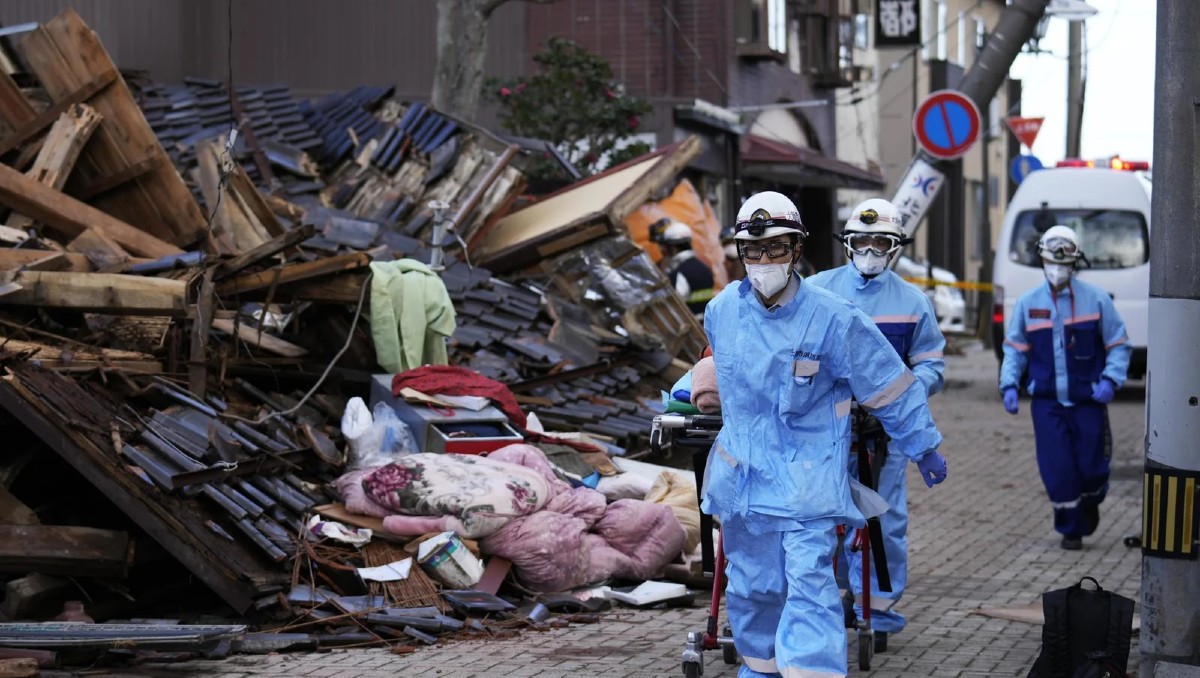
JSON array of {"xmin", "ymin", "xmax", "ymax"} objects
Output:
[{"xmin": 690, "ymin": 356, "xmax": 720, "ymax": 413}]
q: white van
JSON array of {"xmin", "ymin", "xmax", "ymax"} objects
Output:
[{"xmin": 990, "ymin": 163, "xmax": 1151, "ymax": 379}]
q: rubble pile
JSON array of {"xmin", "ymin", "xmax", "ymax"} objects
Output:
[{"xmin": 0, "ymin": 9, "xmax": 708, "ymax": 672}]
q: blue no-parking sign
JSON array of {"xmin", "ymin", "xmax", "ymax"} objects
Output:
[
  {"xmin": 913, "ymin": 90, "xmax": 981, "ymax": 160},
  {"xmin": 1010, "ymin": 154, "xmax": 1044, "ymax": 185}
]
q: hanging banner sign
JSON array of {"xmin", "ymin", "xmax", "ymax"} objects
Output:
[
  {"xmin": 876, "ymin": 0, "xmax": 921, "ymax": 47},
  {"xmin": 891, "ymin": 157, "xmax": 945, "ymax": 234}
]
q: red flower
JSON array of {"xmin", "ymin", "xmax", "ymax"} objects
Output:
[
  {"xmin": 516, "ymin": 82, "xmax": 528, "ymax": 93},
  {"xmin": 628, "ymin": 116, "xmax": 640, "ymax": 130},
  {"xmin": 606, "ymin": 89, "xmax": 615, "ymax": 99},
  {"xmin": 500, "ymin": 87, "xmax": 512, "ymax": 97}
]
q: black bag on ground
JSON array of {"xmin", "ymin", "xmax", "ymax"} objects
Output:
[{"xmin": 1027, "ymin": 576, "xmax": 1135, "ymax": 678}]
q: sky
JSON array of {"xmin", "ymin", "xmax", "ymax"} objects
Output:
[{"xmin": 1007, "ymin": 0, "xmax": 1156, "ymax": 166}]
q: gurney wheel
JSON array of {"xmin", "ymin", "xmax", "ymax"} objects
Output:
[
  {"xmin": 722, "ymin": 628, "xmax": 737, "ymax": 665},
  {"xmin": 858, "ymin": 631, "xmax": 874, "ymax": 670},
  {"xmin": 683, "ymin": 660, "xmax": 702, "ymax": 678}
]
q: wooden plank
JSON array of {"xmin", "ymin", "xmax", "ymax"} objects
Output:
[
  {"xmin": 215, "ymin": 252, "xmax": 371, "ymax": 297},
  {"xmin": 210, "ymin": 318, "xmax": 308, "ymax": 358},
  {"xmin": 71, "ymin": 154, "xmax": 160, "ymax": 202},
  {"xmin": 19, "ymin": 104, "xmax": 103, "ymax": 196},
  {"xmin": 275, "ymin": 271, "xmax": 369, "ymax": 304},
  {"xmin": 18, "ymin": 10, "xmax": 206, "ymax": 247},
  {"xmin": 0, "ymin": 69, "xmax": 115, "ymax": 156},
  {"xmin": 67, "ymin": 227, "xmax": 131, "ymax": 271},
  {"xmin": 0, "ymin": 337, "xmax": 156, "ymax": 364},
  {"xmin": 0, "ymin": 524, "xmax": 132, "ymax": 578},
  {"xmin": 194, "ymin": 138, "xmax": 261, "ymax": 254},
  {"xmin": 188, "ymin": 269, "xmax": 214, "ymax": 395},
  {"xmin": 0, "ymin": 161, "xmax": 182, "ymax": 258},
  {"xmin": 0, "ymin": 69, "xmax": 37, "ymax": 134},
  {"xmin": 214, "ymin": 223, "xmax": 314, "ymax": 280},
  {"xmin": 226, "ymin": 159, "xmax": 285, "ymax": 238},
  {"xmin": 0, "ymin": 249, "xmax": 94, "ymax": 272},
  {"xmin": 0, "ymin": 485, "xmax": 39, "ymax": 526},
  {"xmin": 0, "ymin": 271, "xmax": 187, "ymax": 316}
]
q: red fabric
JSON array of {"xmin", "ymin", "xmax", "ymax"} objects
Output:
[
  {"xmin": 392, "ymin": 365, "xmax": 528, "ymax": 429},
  {"xmin": 392, "ymin": 366, "xmax": 606, "ymax": 454}
]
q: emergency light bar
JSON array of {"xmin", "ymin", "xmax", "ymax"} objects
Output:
[{"xmin": 1055, "ymin": 157, "xmax": 1150, "ymax": 171}]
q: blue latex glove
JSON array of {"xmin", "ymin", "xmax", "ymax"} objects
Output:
[
  {"xmin": 916, "ymin": 450, "xmax": 948, "ymax": 488},
  {"xmin": 1002, "ymin": 387, "xmax": 1019, "ymax": 415},
  {"xmin": 1092, "ymin": 378, "xmax": 1115, "ymax": 404}
]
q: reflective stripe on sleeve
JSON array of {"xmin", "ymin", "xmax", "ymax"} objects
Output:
[{"xmin": 860, "ymin": 370, "xmax": 916, "ymax": 410}]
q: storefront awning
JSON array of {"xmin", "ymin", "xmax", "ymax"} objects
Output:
[{"xmin": 740, "ymin": 134, "xmax": 885, "ymax": 190}]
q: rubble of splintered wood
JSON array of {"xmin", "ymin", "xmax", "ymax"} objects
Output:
[{"xmin": 0, "ymin": 8, "xmax": 709, "ymax": 668}]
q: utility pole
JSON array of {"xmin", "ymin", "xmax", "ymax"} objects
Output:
[
  {"xmin": 1065, "ymin": 20, "xmax": 1083, "ymax": 158},
  {"xmin": 1140, "ymin": 0, "xmax": 1200, "ymax": 674},
  {"xmin": 888, "ymin": 0, "xmax": 1050, "ymax": 241}
]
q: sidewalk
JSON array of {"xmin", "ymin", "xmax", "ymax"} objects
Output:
[{"xmin": 145, "ymin": 346, "xmax": 1146, "ymax": 678}]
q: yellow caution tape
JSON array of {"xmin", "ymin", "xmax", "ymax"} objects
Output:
[{"xmin": 902, "ymin": 277, "xmax": 995, "ymax": 292}]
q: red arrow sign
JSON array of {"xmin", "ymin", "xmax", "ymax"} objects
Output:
[{"xmin": 1005, "ymin": 116, "xmax": 1045, "ymax": 149}]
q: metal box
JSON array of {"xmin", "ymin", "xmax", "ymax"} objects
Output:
[{"xmin": 368, "ymin": 374, "xmax": 523, "ymax": 454}]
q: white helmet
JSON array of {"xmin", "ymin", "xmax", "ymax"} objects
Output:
[
  {"xmin": 841, "ymin": 198, "xmax": 909, "ymax": 258},
  {"xmin": 1037, "ymin": 225, "xmax": 1083, "ymax": 264},
  {"xmin": 660, "ymin": 221, "xmax": 693, "ymax": 245},
  {"xmin": 733, "ymin": 191, "xmax": 806, "ymax": 241}
]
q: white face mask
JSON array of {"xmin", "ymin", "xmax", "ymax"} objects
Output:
[
  {"xmin": 1044, "ymin": 262, "xmax": 1073, "ymax": 287},
  {"xmin": 852, "ymin": 252, "xmax": 889, "ymax": 277},
  {"xmin": 746, "ymin": 263, "xmax": 792, "ymax": 298}
]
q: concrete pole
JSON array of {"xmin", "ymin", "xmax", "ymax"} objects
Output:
[
  {"xmin": 1065, "ymin": 21, "xmax": 1083, "ymax": 158},
  {"xmin": 1140, "ymin": 1, "xmax": 1200, "ymax": 674},
  {"xmin": 889, "ymin": 0, "xmax": 1050, "ymax": 240}
]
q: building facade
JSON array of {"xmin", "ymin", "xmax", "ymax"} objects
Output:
[{"xmin": 834, "ymin": 0, "xmax": 1019, "ymax": 329}]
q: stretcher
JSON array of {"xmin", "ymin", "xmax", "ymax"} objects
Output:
[{"xmin": 650, "ymin": 409, "xmax": 890, "ymax": 676}]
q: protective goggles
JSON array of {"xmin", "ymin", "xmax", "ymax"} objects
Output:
[
  {"xmin": 1038, "ymin": 237, "xmax": 1080, "ymax": 261},
  {"xmin": 844, "ymin": 232, "xmax": 903, "ymax": 256},
  {"xmin": 739, "ymin": 240, "xmax": 796, "ymax": 260}
]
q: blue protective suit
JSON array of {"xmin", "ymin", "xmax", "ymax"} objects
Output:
[
  {"xmin": 807, "ymin": 263, "xmax": 946, "ymax": 635},
  {"xmin": 999, "ymin": 278, "xmax": 1131, "ymax": 537},
  {"xmin": 703, "ymin": 275, "xmax": 943, "ymax": 678}
]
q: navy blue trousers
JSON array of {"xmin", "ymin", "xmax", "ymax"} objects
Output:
[{"xmin": 1030, "ymin": 399, "xmax": 1111, "ymax": 538}]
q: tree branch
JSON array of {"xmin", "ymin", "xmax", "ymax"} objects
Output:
[{"xmin": 482, "ymin": 0, "xmax": 561, "ymax": 20}]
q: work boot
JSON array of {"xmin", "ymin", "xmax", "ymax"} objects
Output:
[
  {"xmin": 875, "ymin": 631, "xmax": 888, "ymax": 653},
  {"xmin": 1061, "ymin": 535, "xmax": 1083, "ymax": 550},
  {"xmin": 1084, "ymin": 504, "xmax": 1100, "ymax": 536}
]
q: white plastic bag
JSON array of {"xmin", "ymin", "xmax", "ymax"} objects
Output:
[{"xmin": 340, "ymin": 397, "xmax": 420, "ymax": 470}]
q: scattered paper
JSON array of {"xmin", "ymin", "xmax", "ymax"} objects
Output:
[
  {"xmin": 306, "ymin": 514, "xmax": 372, "ymax": 547},
  {"xmin": 357, "ymin": 558, "xmax": 413, "ymax": 582}
]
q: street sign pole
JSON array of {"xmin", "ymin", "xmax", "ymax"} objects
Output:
[{"xmin": 1141, "ymin": 0, "xmax": 1200, "ymax": 673}]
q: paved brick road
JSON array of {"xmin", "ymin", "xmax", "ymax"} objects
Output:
[{"xmin": 150, "ymin": 344, "xmax": 1145, "ymax": 678}]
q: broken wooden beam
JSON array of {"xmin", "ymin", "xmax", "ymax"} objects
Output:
[
  {"xmin": 215, "ymin": 252, "xmax": 371, "ymax": 297},
  {"xmin": 0, "ymin": 68, "xmax": 116, "ymax": 156},
  {"xmin": 0, "ymin": 524, "xmax": 133, "ymax": 578},
  {"xmin": 0, "ymin": 161, "xmax": 182, "ymax": 258},
  {"xmin": 0, "ymin": 70, "xmax": 37, "ymax": 136},
  {"xmin": 0, "ymin": 249, "xmax": 99, "ymax": 272},
  {"xmin": 210, "ymin": 318, "xmax": 308, "ymax": 358},
  {"xmin": 0, "ymin": 336, "xmax": 160, "ymax": 372},
  {"xmin": 214, "ymin": 223, "xmax": 314, "ymax": 280},
  {"xmin": 8, "ymin": 103, "xmax": 102, "ymax": 231},
  {"xmin": 20, "ymin": 11, "xmax": 208, "ymax": 246},
  {"xmin": 188, "ymin": 269, "xmax": 215, "ymax": 395},
  {"xmin": 0, "ymin": 271, "xmax": 187, "ymax": 316},
  {"xmin": 67, "ymin": 227, "xmax": 131, "ymax": 271}
]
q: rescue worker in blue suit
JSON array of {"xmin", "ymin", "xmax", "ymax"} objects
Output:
[
  {"xmin": 703, "ymin": 191, "xmax": 948, "ymax": 678},
  {"xmin": 807, "ymin": 198, "xmax": 946, "ymax": 653},
  {"xmin": 999, "ymin": 225, "xmax": 1131, "ymax": 551}
]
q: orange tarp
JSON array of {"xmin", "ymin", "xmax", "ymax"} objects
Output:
[{"xmin": 625, "ymin": 179, "xmax": 728, "ymax": 292}]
